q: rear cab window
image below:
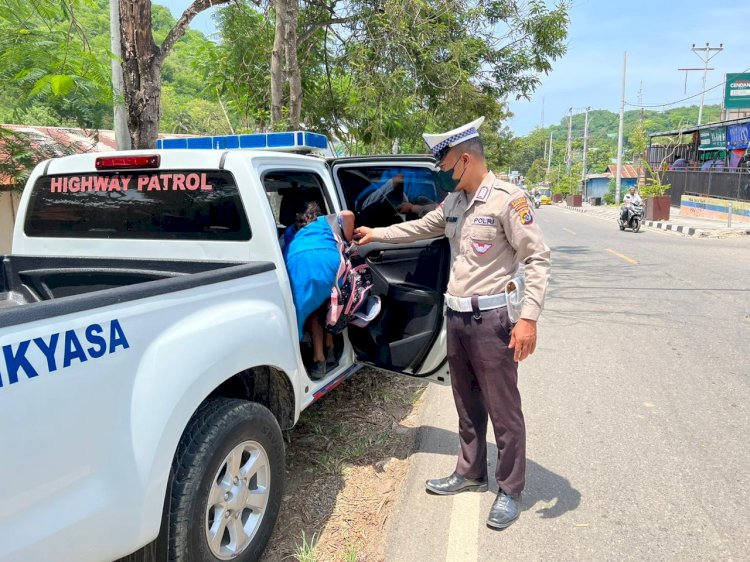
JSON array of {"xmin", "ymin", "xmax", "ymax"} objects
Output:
[{"xmin": 25, "ymin": 170, "xmax": 251, "ymax": 240}]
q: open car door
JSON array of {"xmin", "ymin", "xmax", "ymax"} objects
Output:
[{"xmin": 329, "ymin": 156, "xmax": 451, "ymax": 384}]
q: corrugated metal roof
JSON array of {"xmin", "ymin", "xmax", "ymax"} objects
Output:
[
  {"xmin": 1, "ymin": 124, "xmax": 117, "ymax": 153},
  {"xmin": 648, "ymin": 116, "xmax": 750, "ymax": 138},
  {"xmin": 1, "ymin": 125, "xmax": 190, "ymax": 186},
  {"xmin": 606, "ymin": 164, "xmax": 642, "ymax": 178}
]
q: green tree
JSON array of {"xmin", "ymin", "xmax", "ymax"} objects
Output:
[
  {"xmin": 117, "ymin": 0, "xmax": 234, "ymax": 148},
  {"xmin": 0, "ymin": 0, "xmax": 111, "ymax": 128},
  {"xmin": 525, "ymin": 158, "xmax": 547, "ymax": 185}
]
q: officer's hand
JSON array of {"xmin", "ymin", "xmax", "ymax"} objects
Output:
[
  {"xmin": 353, "ymin": 226, "xmax": 374, "ymax": 245},
  {"xmin": 509, "ymin": 318, "xmax": 537, "ymax": 362}
]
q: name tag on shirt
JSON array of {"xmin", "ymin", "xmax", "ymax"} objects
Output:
[{"xmin": 471, "ymin": 216, "xmax": 496, "ymax": 226}]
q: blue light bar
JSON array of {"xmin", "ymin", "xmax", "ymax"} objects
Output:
[{"xmin": 155, "ymin": 131, "xmax": 329, "ymax": 153}]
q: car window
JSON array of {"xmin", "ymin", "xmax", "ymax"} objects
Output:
[
  {"xmin": 334, "ymin": 165, "xmax": 445, "ymax": 227},
  {"xmin": 25, "ymin": 170, "xmax": 251, "ymax": 240},
  {"xmin": 261, "ymin": 170, "xmax": 331, "ymax": 229}
]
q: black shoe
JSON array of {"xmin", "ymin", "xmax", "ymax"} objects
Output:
[
  {"xmin": 325, "ymin": 347, "xmax": 339, "ymax": 371},
  {"xmin": 487, "ymin": 491, "xmax": 520, "ymax": 530},
  {"xmin": 309, "ymin": 361, "xmax": 327, "ymax": 380},
  {"xmin": 425, "ymin": 472, "xmax": 488, "ymax": 495}
]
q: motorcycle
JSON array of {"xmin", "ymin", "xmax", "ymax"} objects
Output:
[
  {"xmin": 533, "ymin": 193, "xmax": 541, "ymax": 209},
  {"xmin": 618, "ymin": 202, "xmax": 644, "ymax": 232}
]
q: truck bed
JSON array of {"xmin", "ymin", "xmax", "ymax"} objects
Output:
[{"xmin": 0, "ymin": 255, "xmax": 275, "ymax": 328}]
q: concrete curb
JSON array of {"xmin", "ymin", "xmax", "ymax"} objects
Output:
[{"xmin": 555, "ymin": 204, "xmax": 750, "ymax": 237}]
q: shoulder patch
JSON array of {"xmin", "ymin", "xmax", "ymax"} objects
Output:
[{"xmin": 509, "ymin": 195, "xmax": 534, "ymax": 225}]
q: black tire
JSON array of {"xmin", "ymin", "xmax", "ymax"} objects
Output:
[
  {"xmin": 632, "ymin": 218, "xmax": 641, "ymax": 233},
  {"xmin": 168, "ymin": 399, "xmax": 285, "ymax": 562},
  {"xmin": 619, "ymin": 223, "xmax": 625, "ymax": 231}
]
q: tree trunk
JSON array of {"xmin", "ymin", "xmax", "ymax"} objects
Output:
[
  {"xmin": 118, "ymin": 0, "xmax": 161, "ymax": 149},
  {"xmin": 118, "ymin": 0, "xmax": 231, "ymax": 148},
  {"xmin": 284, "ymin": 0, "xmax": 301, "ymax": 128},
  {"xmin": 271, "ymin": 0, "xmax": 286, "ymax": 127}
]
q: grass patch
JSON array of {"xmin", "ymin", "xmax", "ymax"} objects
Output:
[
  {"xmin": 294, "ymin": 531, "xmax": 318, "ymax": 562},
  {"xmin": 344, "ymin": 543, "xmax": 359, "ymax": 562},
  {"xmin": 262, "ymin": 369, "xmax": 428, "ymax": 561}
]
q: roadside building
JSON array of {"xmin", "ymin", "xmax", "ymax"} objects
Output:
[
  {"xmin": 647, "ymin": 116, "xmax": 750, "ymax": 206},
  {"xmin": 583, "ymin": 164, "xmax": 641, "ymax": 202}
]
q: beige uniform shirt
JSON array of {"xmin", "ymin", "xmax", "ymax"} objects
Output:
[{"xmin": 370, "ymin": 171, "xmax": 550, "ymax": 321}]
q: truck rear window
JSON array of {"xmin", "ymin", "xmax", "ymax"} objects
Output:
[{"xmin": 24, "ymin": 170, "xmax": 251, "ymax": 240}]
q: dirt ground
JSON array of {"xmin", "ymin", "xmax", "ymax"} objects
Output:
[{"xmin": 260, "ymin": 368, "xmax": 428, "ymax": 562}]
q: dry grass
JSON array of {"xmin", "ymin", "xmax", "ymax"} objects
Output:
[{"xmin": 260, "ymin": 368, "xmax": 427, "ymax": 562}]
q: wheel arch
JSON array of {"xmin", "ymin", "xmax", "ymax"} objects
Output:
[{"xmin": 116, "ymin": 364, "xmax": 295, "ymax": 562}]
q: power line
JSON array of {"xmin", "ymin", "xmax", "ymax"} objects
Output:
[{"xmin": 625, "ymin": 65, "xmax": 750, "ymax": 109}]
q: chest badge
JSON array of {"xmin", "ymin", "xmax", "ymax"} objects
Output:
[
  {"xmin": 472, "ymin": 241, "xmax": 493, "ymax": 254},
  {"xmin": 472, "ymin": 215, "xmax": 496, "ymax": 226}
]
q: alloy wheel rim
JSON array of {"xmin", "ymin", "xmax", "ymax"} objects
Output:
[{"xmin": 205, "ymin": 440, "xmax": 271, "ymax": 559}]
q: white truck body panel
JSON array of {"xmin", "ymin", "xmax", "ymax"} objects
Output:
[
  {"xmin": 1, "ymin": 148, "xmax": 447, "ymax": 561},
  {"xmin": 0, "ymin": 270, "xmax": 301, "ymax": 561}
]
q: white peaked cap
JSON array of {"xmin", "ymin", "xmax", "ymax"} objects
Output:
[{"xmin": 423, "ymin": 116, "xmax": 485, "ymax": 160}]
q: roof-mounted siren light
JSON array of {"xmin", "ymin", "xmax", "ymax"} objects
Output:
[{"xmin": 155, "ymin": 131, "xmax": 329, "ymax": 154}]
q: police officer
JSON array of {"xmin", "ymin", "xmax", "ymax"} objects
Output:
[{"xmin": 354, "ymin": 117, "xmax": 550, "ymax": 529}]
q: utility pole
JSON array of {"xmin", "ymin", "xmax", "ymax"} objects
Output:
[
  {"xmin": 615, "ymin": 52, "xmax": 627, "ymax": 205},
  {"xmin": 581, "ymin": 107, "xmax": 590, "ymax": 197},
  {"xmin": 691, "ymin": 42, "xmax": 723, "ymax": 125},
  {"xmin": 677, "ymin": 67, "xmax": 713, "ymax": 95},
  {"xmin": 565, "ymin": 107, "xmax": 573, "ymax": 175},
  {"xmin": 541, "ymin": 96, "xmax": 545, "ymax": 128},
  {"xmin": 546, "ymin": 132, "xmax": 553, "ymax": 178},
  {"xmin": 109, "ymin": 0, "xmax": 131, "ymax": 150}
]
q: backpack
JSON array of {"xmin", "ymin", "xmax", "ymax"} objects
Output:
[{"xmin": 325, "ymin": 217, "xmax": 375, "ymax": 334}]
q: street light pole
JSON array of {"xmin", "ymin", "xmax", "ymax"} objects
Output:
[
  {"xmin": 565, "ymin": 107, "xmax": 573, "ymax": 175},
  {"xmin": 581, "ymin": 107, "xmax": 590, "ymax": 197},
  {"xmin": 691, "ymin": 42, "xmax": 723, "ymax": 125},
  {"xmin": 615, "ymin": 52, "xmax": 627, "ymax": 205},
  {"xmin": 546, "ymin": 131, "xmax": 553, "ymax": 179}
]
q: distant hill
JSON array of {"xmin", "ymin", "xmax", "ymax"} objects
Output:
[{"xmin": 542, "ymin": 104, "xmax": 722, "ymax": 146}]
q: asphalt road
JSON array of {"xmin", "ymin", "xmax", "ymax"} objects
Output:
[{"xmin": 384, "ymin": 205, "xmax": 750, "ymax": 561}]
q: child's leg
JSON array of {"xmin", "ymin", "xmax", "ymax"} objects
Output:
[{"xmin": 309, "ymin": 313, "xmax": 326, "ymax": 363}]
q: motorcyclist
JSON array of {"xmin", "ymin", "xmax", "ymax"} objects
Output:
[{"xmin": 620, "ymin": 187, "xmax": 642, "ymax": 222}]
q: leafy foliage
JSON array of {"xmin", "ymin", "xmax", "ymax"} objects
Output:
[
  {"xmin": 1, "ymin": 0, "xmax": 569, "ymax": 164},
  {"xmin": 0, "ymin": 0, "xmax": 112, "ymax": 128}
]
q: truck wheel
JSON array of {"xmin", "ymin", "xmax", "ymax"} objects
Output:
[{"xmin": 169, "ymin": 399, "xmax": 284, "ymax": 562}]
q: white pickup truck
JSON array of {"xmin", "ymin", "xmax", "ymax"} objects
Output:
[{"xmin": 0, "ymin": 133, "xmax": 452, "ymax": 562}]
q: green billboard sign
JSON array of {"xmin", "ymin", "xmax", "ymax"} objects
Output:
[
  {"xmin": 699, "ymin": 127, "xmax": 726, "ymax": 150},
  {"xmin": 725, "ymin": 73, "xmax": 750, "ymax": 109}
]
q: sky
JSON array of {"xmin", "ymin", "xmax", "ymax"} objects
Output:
[{"xmin": 156, "ymin": 0, "xmax": 750, "ymax": 136}]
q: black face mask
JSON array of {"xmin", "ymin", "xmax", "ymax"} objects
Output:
[{"xmin": 435, "ymin": 155, "xmax": 465, "ymax": 192}]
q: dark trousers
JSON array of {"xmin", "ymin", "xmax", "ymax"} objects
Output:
[{"xmin": 446, "ymin": 307, "xmax": 526, "ymax": 495}]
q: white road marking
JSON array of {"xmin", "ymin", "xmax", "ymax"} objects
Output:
[
  {"xmin": 563, "ymin": 227, "xmax": 576, "ymax": 235},
  {"xmin": 445, "ymin": 492, "xmax": 481, "ymax": 561}
]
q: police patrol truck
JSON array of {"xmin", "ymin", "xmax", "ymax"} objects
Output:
[{"xmin": 0, "ymin": 132, "xmax": 453, "ymax": 562}]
